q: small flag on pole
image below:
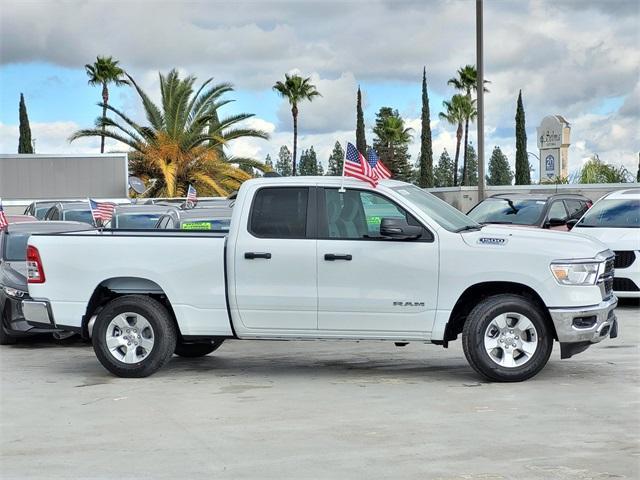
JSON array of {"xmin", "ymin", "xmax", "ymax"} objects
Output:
[
  {"xmin": 343, "ymin": 142, "xmax": 378, "ymax": 188},
  {"xmin": 367, "ymin": 149, "xmax": 392, "ymax": 180},
  {"xmin": 186, "ymin": 184, "xmax": 197, "ymax": 206},
  {"xmin": 0, "ymin": 200, "xmax": 8, "ymax": 230},
  {"xmin": 89, "ymin": 199, "xmax": 116, "ymax": 223}
]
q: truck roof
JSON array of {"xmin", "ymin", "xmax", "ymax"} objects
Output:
[{"xmin": 244, "ymin": 176, "xmax": 408, "ymax": 188}]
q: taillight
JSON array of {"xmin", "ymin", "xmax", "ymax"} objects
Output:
[{"xmin": 26, "ymin": 245, "xmax": 46, "ymax": 283}]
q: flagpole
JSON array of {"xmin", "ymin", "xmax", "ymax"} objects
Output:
[{"xmin": 339, "ymin": 141, "xmax": 347, "ymax": 193}]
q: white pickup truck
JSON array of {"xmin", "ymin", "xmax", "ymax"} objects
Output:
[{"xmin": 22, "ymin": 177, "xmax": 618, "ymax": 381}]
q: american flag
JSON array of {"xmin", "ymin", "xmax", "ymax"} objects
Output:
[
  {"xmin": 89, "ymin": 199, "xmax": 116, "ymax": 223},
  {"xmin": 186, "ymin": 184, "xmax": 197, "ymax": 204},
  {"xmin": 367, "ymin": 149, "xmax": 392, "ymax": 180},
  {"xmin": 0, "ymin": 200, "xmax": 8, "ymax": 230},
  {"xmin": 343, "ymin": 142, "xmax": 378, "ymax": 188}
]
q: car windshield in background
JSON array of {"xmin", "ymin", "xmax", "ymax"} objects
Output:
[
  {"xmin": 578, "ymin": 199, "xmax": 640, "ymax": 228},
  {"xmin": 3, "ymin": 233, "xmax": 30, "ymax": 261},
  {"xmin": 64, "ymin": 209, "xmax": 94, "ymax": 224},
  {"xmin": 468, "ymin": 198, "xmax": 545, "ymax": 225},
  {"xmin": 35, "ymin": 207, "xmax": 52, "ymax": 219},
  {"xmin": 117, "ymin": 213, "xmax": 163, "ymax": 229},
  {"xmin": 180, "ymin": 219, "xmax": 231, "ymax": 231},
  {"xmin": 391, "ymin": 185, "xmax": 479, "ymax": 232}
]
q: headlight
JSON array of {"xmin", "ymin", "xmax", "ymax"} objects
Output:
[
  {"xmin": 2, "ymin": 286, "xmax": 27, "ymax": 298},
  {"xmin": 550, "ymin": 262, "xmax": 601, "ymax": 286}
]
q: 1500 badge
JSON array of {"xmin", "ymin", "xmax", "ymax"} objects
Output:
[
  {"xmin": 477, "ymin": 237, "xmax": 507, "ymax": 245},
  {"xmin": 393, "ymin": 301, "xmax": 425, "ymax": 307}
]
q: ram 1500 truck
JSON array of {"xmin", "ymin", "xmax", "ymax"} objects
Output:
[{"xmin": 22, "ymin": 177, "xmax": 618, "ymax": 381}]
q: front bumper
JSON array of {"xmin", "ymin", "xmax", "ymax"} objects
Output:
[{"xmin": 549, "ymin": 296, "xmax": 618, "ymax": 358}]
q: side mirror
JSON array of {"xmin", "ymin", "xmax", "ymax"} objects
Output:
[
  {"xmin": 380, "ymin": 218, "xmax": 422, "ymax": 240},
  {"xmin": 546, "ymin": 217, "xmax": 567, "ymax": 228},
  {"xmin": 566, "ymin": 219, "xmax": 578, "ymax": 230}
]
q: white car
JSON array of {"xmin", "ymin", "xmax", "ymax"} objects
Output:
[
  {"xmin": 22, "ymin": 177, "xmax": 618, "ymax": 381},
  {"xmin": 571, "ymin": 188, "xmax": 640, "ymax": 298}
]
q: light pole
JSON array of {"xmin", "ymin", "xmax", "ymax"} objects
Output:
[
  {"xmin": 476, "ymin": 0, "xmax": 485, "ymax": 200},
  {"xmin": 527, "ymin": 151, "xmax": 540, "ymax": 183}
]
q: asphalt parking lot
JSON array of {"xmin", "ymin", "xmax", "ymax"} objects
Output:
[{"xmin": 1, "ymin": 303, "xmax": 638, "ymax": 480}]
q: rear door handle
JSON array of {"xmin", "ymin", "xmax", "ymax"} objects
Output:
[
  {"xmin": 324, "ymin": 253, "xmax": 352, "ymax": 261},
  {"xmin": 244, "ymin": 252, "xmax": 272, "ymax": 260}
]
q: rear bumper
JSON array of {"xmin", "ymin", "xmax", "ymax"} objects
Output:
[
  {"xmin": 549, "ymin": 296, "xmax": 618, "ymax": 357},
  {"xmin": 21, "ymin": 300, "xmax": 57, "ymax": 329}
]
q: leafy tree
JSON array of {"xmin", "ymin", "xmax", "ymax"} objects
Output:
[
  {"xmin": 264, "ymin": 154, "xmax": 273, "ymax": 170},
  {"xmin": 448, "ymin": 64, "xmax": 489, "ymax": 187},
  {"xmin": 275, "ymin": 145, "xmax": 293, "ymax": 176},
  {"xmin": 439, "ymin": 94, "xmax": 472, "ymax": 186},
  {"xmin": 578, "ymin": 155, "xmax": 630, "ymax": 183},
  {"xmin": 373, "ymin": 107, "xmax": 413, "ymax": 181},
  {"xmin": 71, "ymin": 69, "xmax": 268, "ymax": 196},
  {"xmin": 18, "ymin": 93, "xmax": 33, "ymax": 153},
  {"xmin": 459, "ymin": 143, "xmax": 478, "ymax": 186},
  {"xmin": 356, "ymin": 86, "xmax": 367, "ymax": 155},
  {"xmin": 84, "ymin": 56, "xmax": 129, "ymax": 153},
  {"xmin": 486, "ymin": 146, "xmax": 513, "ymax": 185},
  {"xmin": 273, "ymin": 74, "xmax": 321, "ymax": 176},
  {"xmin": 418, "ymin": 67, "xmax": 434, "ymax": 187},
  {"xmin": 299, "ymin": 146, "xmax": 323, "ymax": 176},
  {"xmin": 327, "ymin": 141, "xmax": 344, "ymax": 176},
  {"xmin": 434, "ymin": 149, "xmax": 454, "ymax": 187},
  {"xmin": 515, "ymin": 90, "xmax": 530, "ymax": 185}
]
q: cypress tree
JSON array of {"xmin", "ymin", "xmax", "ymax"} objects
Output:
[
  {"xmin": 18, "ymin": 93, "xmax": 34, "ymax": 154},
  {"xmin": 356, "ymin": 86, "xmax": 367, "ymax": 155},
  {"xmin": 418, "ymin": 67, "xmax": 434, "ymax": 187},
  {"xmin": 515, "ymin": 90, "xmax": 530, "ymax": 184},
  {"xmin": 486, "ymin": 146, "xmax": 513, "ymax": 185}
]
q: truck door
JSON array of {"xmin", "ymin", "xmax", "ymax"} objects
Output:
[
  {"xmin": 232, "ymin": 186, "xmax": 318, "ymax": 331},
  {"xmin": 316, "ymin": 187, "xmax": 438, "ymax": 335}
]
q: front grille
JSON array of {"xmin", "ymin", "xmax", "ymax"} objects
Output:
[
  {"xmin": 614, "ymin": 251, "xmax": 636, "ymax": 269},
  {"xmin": 613, "ymin": 277, "xmax": 640, "ymax": 292},
  {"xmin": 600, "ymin": 257, "xmax": 615, "ymax": 298}
]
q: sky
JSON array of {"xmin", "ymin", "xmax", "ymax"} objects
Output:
[{"xmin": 1, "ymin": 0, "xmax": 639, "ymax": 181}]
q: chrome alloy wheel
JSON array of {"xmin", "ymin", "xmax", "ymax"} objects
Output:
[
  {"xmin": 105, "ymin": 312, "xmax": 155, "ymax": 364},
  {"xmin": 483, "ymin": 312, "xmax": 538, "ymax": 368}
]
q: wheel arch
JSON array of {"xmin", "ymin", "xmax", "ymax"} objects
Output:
[
  {"xmin": 443, "ymin": 281, "xmax": 557, "ymax": 344},
  {"xmin": 82, "ymin": 277, "xmax": 179, "ymax": 339}
]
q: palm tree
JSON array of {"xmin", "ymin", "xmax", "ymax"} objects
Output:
[
  {"xmin": 273, "ymin": 74, "xmax": 321, "ymax": 176},
  {"xmin": 439, "ymin": 94, "xmax": 469, "ymax": 186},
  {"xmin": 85, "ymin": 56, "xmax": 129, "ymax": 153},
  {"xmin": 71, "ymin": 69, "xmax": 269, "ymax": 196},
  {"xmin": 448, "ymin": 65, "xmax": 489, "ymax": 185},
  {"xmin": 373, "ymin": 114, "xmax": 413, "ymax": 178}
]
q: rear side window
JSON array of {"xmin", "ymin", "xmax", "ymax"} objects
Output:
[
  {"xmin": 548, "ymin": 201, "xmax": 568, "ymax": 221},
  {"xmin": 250, "ymin": 187, "xmax": 308, "ymax": 238},
  {"xmin": 565, "ymin": 200, "xmax": 589, "ymax": 220}
]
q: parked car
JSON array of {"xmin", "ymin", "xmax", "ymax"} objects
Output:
[
  {"xmin": 24, "ymin": 201, "xmax": 58, "ymax": 220},
  {"xmin": 105, "ymin": 204, "xmax": 174, "ymax": 229},
  {"xmin": 571, "ymin": 188, "xmax": 640, "ymax": 298},
  {"xmin": 23, "ymin": 177, "xmax": 617, "ymax": 381},
  {"xmin": 155, "ymin": 206, "xmax": 232, "ymax": 231},
  {"xmin": 467, "ymin": 193, "xmax": 591, "ymax": 230},
  {"xmin": 6, "ymin": 215, "xmax": 37, "ymax": 224},
  {"xmin": 43, "ymin": 201, "xmax": 94, "ymax": 225},
  {"xmin": 1, "ymin": 221, "xmax": 94, "ymax": 344}
]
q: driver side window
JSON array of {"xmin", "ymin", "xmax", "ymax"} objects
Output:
[{"xmin": 322, "ymin": 188, "xmax": 417, "ymax": 240}]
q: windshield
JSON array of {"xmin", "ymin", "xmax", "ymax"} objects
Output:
[
  {"xmin": 116, "ymin": 213, "xmax": 163, "ymax": 229},
  {"xmin": 577, "ymin": 199, "xmax": 640, "ymax": 228},
  {"xmin": 63, "ymin": 209, "xmax": 94, "ymax": 224},
  {"xmin": 3, "ymin": 233, "xmax": 30, "ymax": 261},
  {"xmin": 180, "ymin": 219, "xmax": 231, "ymax": 231},
  {"xmin": 468, "ymin": 198, "xmax": 546, "ymax": 225},
  {"xmin": 391, "ymin": 185, "xmax": 479, "ymax": 232}
]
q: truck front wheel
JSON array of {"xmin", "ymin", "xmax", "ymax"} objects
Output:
[
  {"xmin": 462, "ymin": 294, "xmax": 553, "ymax": 382},
  {"xmin": 92, "ymin": 295, "xmax": 177, "ymax": 378}
]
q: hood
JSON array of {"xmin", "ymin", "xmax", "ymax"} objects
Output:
[
  {"xmin": 571, "ymin": 227, "xmax": 640, "ymax": 250},
  {"xmin": 0, "ymin": 261, "xmax": 28, "ymax": 291},
  {"xmin": 461, "ymin": 225, "xmax": 610, "ymax": 260}
]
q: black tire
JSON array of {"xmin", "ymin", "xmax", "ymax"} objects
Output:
[
  {"xmin": 92, "ymin": 295, "xmax": 177, "ymax": 378},
  {"xmin": 174, "ymin": 339, "xmax": 225, "ymax": 358},
  {"xmin": 462, "ymin": 294, "xmax": 553, "ymax": 382},
  {"xmin": 0, "ymin": 310, "xmax": 17, "ymax": 345}
]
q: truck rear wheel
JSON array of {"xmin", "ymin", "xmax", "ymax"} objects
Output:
[
  {"xmin": 92, "ymin": 295, "xmax": 177, "ymax": 378},
  {"xmin": 462, "ymin": 294, "xmax": 553, "ymax": 382},
  {"xmin": 174, "ymin": 339, "xmax": 225, "ymax": 358}
]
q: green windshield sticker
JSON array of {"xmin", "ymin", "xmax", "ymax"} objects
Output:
[
  {"xmin": 367, "ymin": 216, "xmax": 382, "ymax": 225},
  {"xmin": 181, "ymin": 221, "xmax": 212, "ymax": 230}
]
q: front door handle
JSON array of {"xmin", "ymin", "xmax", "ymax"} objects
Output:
[
  {"xmin": 324, "ymin": 253, "xmax": 352, "ymax": 261},
  {"xmin": 245, "ymin": 252, "xmax": 272, "ymax": 260}
]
